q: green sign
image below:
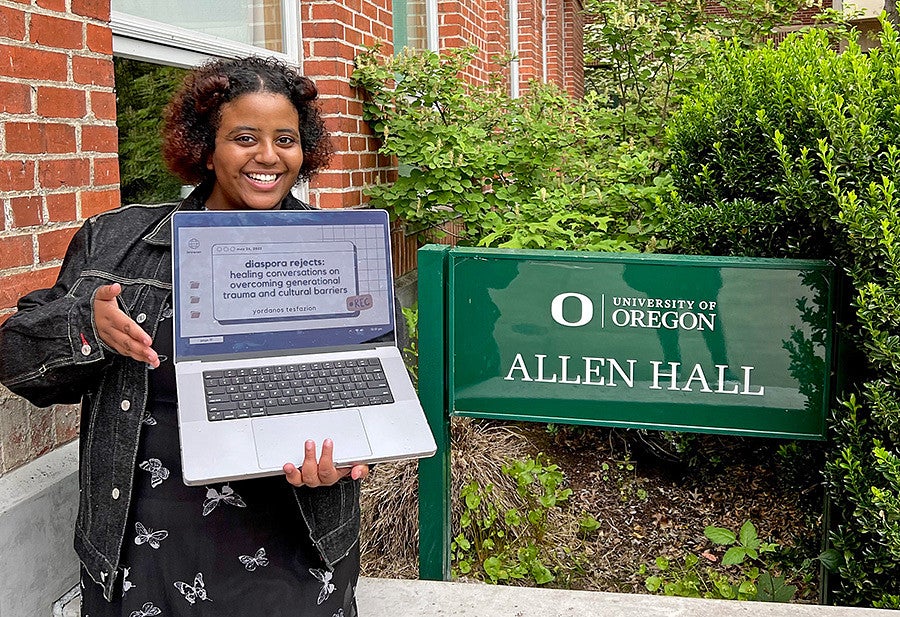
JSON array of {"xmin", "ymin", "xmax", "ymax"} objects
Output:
[{"xmin": 417, "ymin": 245, "xmax": 836, "ymax": 580}]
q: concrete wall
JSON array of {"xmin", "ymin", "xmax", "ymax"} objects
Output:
[{"xmin": 0, "ymin": 440, "xmax": 79, "ymax": 617}]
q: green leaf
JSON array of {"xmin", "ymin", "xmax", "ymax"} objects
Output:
[
  {"xmin": 645, "ymin": 576, "xmax": 663, "ymax": 592},
  {"xmin": 722, "ymin": 546, "xmax": 747, "ymax": 566},
  {"xmin": 704, "ymin": 526, "xmax": 737, "ymax": 545},
  {"xmin": 739, "ymin": 520, "xmax": 760, "ymax": 549}
]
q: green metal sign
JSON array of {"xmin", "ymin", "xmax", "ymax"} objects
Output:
[{"xmin": 417, "ymin": 245, "xmax": 836, "ymax": 579}]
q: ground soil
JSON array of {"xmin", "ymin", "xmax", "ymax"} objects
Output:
[{"xmin": 360, "ymin": 420, "xmax": 826, "ymax": 603}]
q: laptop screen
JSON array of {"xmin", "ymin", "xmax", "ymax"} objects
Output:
[{"xmin": 171, "ymin": 209, "xmax": 396, "ymax": 361}]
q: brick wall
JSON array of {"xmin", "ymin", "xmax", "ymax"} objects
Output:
[
  {"xmin": 301, "ymin": 0, "xmax": 397, "ymax": 211},
  {"xmin": 0, "ymin": 0, "xmax": 116, "ymax": 475}
]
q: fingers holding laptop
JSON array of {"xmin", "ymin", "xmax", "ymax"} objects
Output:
[
  {"xmin": 93, "ymin": 283, "xmax": 159, "ymax": 368},
  {"xmin": 283, "ymin": 439, "xmax": 370, "ymax": 487}
]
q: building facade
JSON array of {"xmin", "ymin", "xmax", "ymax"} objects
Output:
[{"xmin": 0, "ymin": 0, "xmax": 584, "ymax": 478}]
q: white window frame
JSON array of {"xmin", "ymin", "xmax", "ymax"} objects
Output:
[{"xmin": 111, "ymin": 2, "xmax": 300, "ymax": 69}]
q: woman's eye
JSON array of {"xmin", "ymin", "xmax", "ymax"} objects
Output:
[
  {"xmin": 234, "ymin": 135, "xmax": 255, "ymax": 144},
  {"xmin": 276, "ymin": 136, "xmax": 297, "ymax": 145}
]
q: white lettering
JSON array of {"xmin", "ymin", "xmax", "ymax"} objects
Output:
[
  {"xmin": 504, "ymin": 354, "xmax": 533, "ymax": 381},
  {"xmin": 550, "ymin": 293, "xmax": 593, "ymax": 327}
]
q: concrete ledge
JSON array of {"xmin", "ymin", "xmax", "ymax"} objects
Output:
[
  {"xmin": 0, "ymin": 440, "xmax": 79, "ymax": 617},
  {"xmin": 357, "ymin": 578, "xmax": 887, "ymax": 616}
]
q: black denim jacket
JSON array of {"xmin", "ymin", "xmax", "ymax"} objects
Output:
[{"xmin": 0, "ymin": 186, "xmax": 361, "ymax": 601}]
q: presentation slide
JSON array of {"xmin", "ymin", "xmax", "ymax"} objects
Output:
[{"xmin": 211, "ymin": 242, "xmax": 363, "ymax": 322}]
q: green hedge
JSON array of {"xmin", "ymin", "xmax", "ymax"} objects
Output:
[{"xmin": 664, "ymin": 23, "xmax": 900, "ymax": 607}]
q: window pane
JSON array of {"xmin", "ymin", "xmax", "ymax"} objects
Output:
[
  {"xmin": 112, "ymin": 0, "xmax": 283, "ymax": 53},
  {"xmin": 407, "ymin": 0, "xmax": 427, "ymax": 50},
  {"xmin": 115, "ymin": 58, "xmax": 187, "ymax": 204}
]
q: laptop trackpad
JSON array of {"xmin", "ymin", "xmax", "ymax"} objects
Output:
[{"xmin": 252, "ymin": 409, "xmax": 373, "ymax": 469}]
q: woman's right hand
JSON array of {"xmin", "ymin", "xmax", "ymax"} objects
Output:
[{"xmin": 93, "ymin": 283, "xmax": 159, "ymax": 367}]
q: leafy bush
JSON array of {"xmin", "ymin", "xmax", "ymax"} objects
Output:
[
  {"xmin": 114, "ymin": 58, "xmax": 186, "ymax": 204},
  {"xmin": 351, "ymin": 46, "xmax": 668, "ymax": 252},
  {"xmin": 643, "ymin": 521, "xmax": 800, "ymax": 602},
  {"xmin": 663, "ymin": 23, "xmax": 900, "ymax": 607},
  {"xmin": 451, "ymin": 453, "xmax": 574, "ymax": 585}
]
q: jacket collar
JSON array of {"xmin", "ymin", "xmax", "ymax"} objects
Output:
[{"xmin": 142, "ymin": 182, "xmax": 314, "ymax": 247}]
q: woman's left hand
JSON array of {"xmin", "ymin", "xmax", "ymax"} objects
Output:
[{"xmin": 283, "ymin": 439, "xmax": 369, "ymax": 487}]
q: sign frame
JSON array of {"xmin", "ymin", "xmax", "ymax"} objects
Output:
[{"xmin": 417, "ymin": 244, "xmax": 836, "ymax": 580}]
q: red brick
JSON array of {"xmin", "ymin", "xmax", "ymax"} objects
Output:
[
  {"xmin": 93, "ymin": 157, "xmax": 120, "ymax": 185},
  {"xmin": 311, "ymin": 3, "xmax": 354, "ymax": 23},
  {"xmin": 0, "ymin": 268, "xmax": 58, "ymax": 310},
  {"xmin": 312, "ymin": 39, "xmax": 355, "ymax": 58},
  {"xmin": 30, "ymin": 14, "xmax": 83, "ymax": 49},
  {"xmin": 5, "ymin": 122, "xmax": 77, "ymax": 154},
  {"xmin": 38, "ymin": 158, "xmax": 92, "ymax": 189},
  {"xmin": 71, "ymin": 0, "xmax": 109, "ymax": 21},
  {"xmin": 90, "ymin": 89, "xmax": 117, "ymax": 120},
  {"xmin": 0, "ymin": 235, "xmax": 33, "ymax": 269},
  {"xmin": 0, "ymin": 81, "xmax": 31, "ymax": 114},
  {"xmin": 82, "ymin": 124, "xmax": 118, "ymax": 152},
  {"xmin": 37, "ymin": 86, "xmax": 87, "ymax": 119},
  {"xmin": 37, "ymin": 227, "xmax": 78, "ymax": 262},
  {"xmin": 81, "ymin": 188, "xmax": 119, "ymax": 217},
  {"xmin": 0, "ymin": 45, "xmax": 67, "ymax": 81},
  {"xmin": 53, "ymin": 404, "xmax": 80, "ymax": 444},
  {"xmin": 315, "ymin": 171, "xmax": 352, "ymax": 189},
  {"xmin": 46, "ymin": 192, "xmax": 78, "ymax": 222},
  {"xmin": 304, "ymin": 20, "xmax": 346, "ymax": 39},
  {"xmin": 0, "ymin": 5, "xmax": 25, "ymax": 40},
  {"xmin": 36, "ymin": 0, "xmax": 66, "ymax": 11},
  {"xmin": 86, "ymin": 23, "xmax": 112, "ymax": 54},
  {"xmin": 0, "ymin": 159, "xmax": 35, "ymax": 191},
  {"xmin": 10, "ymin": 196, "xmax": 43, "ymax": 227},
  {"xmin": 73, "ymin": 56, "xmax": 114, "ymax": 87},
  {"xmin": 28, "ymin": 405, "xmax": 54, "ymax": 459}
]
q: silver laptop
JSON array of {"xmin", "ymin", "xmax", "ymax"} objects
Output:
[{"xmin": 171, "ymin": 208, "xmax": 436, "ymax": 486}]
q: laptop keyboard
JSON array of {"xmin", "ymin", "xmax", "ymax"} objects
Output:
[{"xmin": 202, "ymin": 358, "xmax": 394, "ymax": 421}]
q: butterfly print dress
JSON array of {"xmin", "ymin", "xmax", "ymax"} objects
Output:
[{"xmin": 80, "ymin": 311, "xmax": 360, "ymax": 617}]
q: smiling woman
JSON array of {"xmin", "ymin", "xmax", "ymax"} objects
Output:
[{"xmin": 0, "ymin": 57, "xmax": 362, "ymax": 617}]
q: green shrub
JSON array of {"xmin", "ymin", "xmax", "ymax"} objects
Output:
[
  {"xmin": 664, "ymin": 22, "xmax": 900, "ymax": 607},
  {"xmin": 351, "ymin": 46, "xmax": 668, "ymax": 252}
]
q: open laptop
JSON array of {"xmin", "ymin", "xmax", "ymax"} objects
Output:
[{"xmin": 171, "ymin": 208, "xmax": 436, "ymax": 486}]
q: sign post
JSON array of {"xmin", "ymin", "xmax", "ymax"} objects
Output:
[{"xmin": 417, "ymin": 246, "xmax": 835, "ymax": 580}]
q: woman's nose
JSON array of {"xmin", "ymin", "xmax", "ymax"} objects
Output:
[{"xmin": 255, "ymin": 140, "xmax": 278, "ymax": 164}]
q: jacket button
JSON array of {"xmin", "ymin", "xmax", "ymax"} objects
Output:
[
  {"xmin": 81, "ymin": 344, "xmax": 92, "ymax": 356},
  {"xmin": 112, "ymin": 488, "xmax": 120, "ymax": 499},
  {"xmin": 136, "ymin": 313, "xmax": 147, "ymax": 324},
  {"xmin": 120, "ymin": 399, "xmax": 131, "ymax": 411}
]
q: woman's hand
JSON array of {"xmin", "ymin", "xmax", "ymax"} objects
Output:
[
  {"xmin": 93, "ymin": 283, "xmax": 159, "ymax": 367},
  {"xmin": 283, "ymin": 439, "xmax": 369, "ymax": 487}
]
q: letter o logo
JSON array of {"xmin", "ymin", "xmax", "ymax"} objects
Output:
[{"xmin": 551, "ymin": 293, "xmax": 594, "ymax": 327}]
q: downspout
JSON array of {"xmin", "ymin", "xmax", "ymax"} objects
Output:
[{"xmin": 510, "ymin": 0, "xmax": 520, "ymax": 98}]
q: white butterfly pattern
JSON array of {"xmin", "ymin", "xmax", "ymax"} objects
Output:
[
  {"xmin": 134, "ymin": 521, "xmax": 168, "ymax": 549},
  {"xmin": 239, "ymin": 547, "xmax": 269, "ymax": 571},
  {"xmin": 121, "ymin": 567, "xmax": 135, "ymax": 595},
  {"xmin": 332, "ymin": 610, "xmax": 344, "ymax": 617},
  {"xmin": 142, "ymin": 412, "xmax": 157, "ymax": 426},
  {"xmin": 202, "ymin": 484, "xmax": 247, "ymax": 516},
  {"xmin": 174, "ymin": 572, "xmax": 210, "ymax": 605},
  {"xmin": 138, "ymin": 458, "xmax": 169, "ymax": 487},
  {"xmin": 129, "ymin": 602, "xmax": 161, "ymax": 617},
  {"xmin": 310, "ymin": 568, "xmax": 336, "ymax": 605}
]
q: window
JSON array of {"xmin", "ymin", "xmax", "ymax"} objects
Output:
[
  {"xmin": 111, "ymin": 0, "xmax": 299, "ymax": 67},
  {"xmin": 394, "ymin": 0, "xmax": 436, "ymax": 53}
]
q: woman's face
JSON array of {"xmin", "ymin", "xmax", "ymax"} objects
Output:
[{"xmin": 205, "ymin": 92, "xmax": 304, "ymax": 211}]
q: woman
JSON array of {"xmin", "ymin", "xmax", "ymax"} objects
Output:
[{"xmin": 0, "ymin": 57, "xmax": 367, "ymax": 617}]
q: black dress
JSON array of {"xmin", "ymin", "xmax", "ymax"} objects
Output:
[{"xmin": 80, "ymin": 308, "xmax": 360, "ymax": 617}]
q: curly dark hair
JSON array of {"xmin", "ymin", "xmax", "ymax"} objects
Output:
[{"xmin": 162, "ymin": 56, "xmax": 331, "ymax": 185}]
